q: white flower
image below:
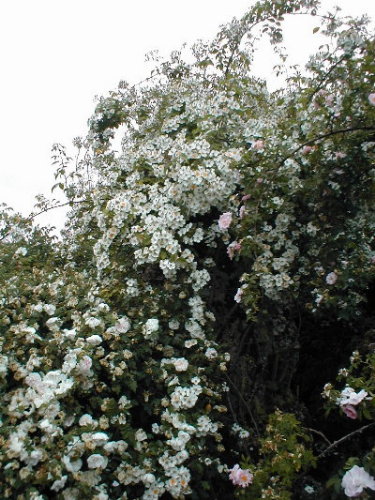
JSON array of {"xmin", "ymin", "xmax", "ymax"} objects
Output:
[
  {"xmin": 87, "ymin": 454, "xmax": 108, "ymax": 469},
  {"xmin": 135, "ymin": 429, "xmax": 147, "ymax": 441},
  {"xmin": 368, "ymin": 93, "xmax": 375, "ymax": 106},
  {"xmin": 169, "ymin": 319, "xmax": 180, "ymax": 330},
  {"xmin": 15, "ymin": 247, "xmax": 27, "ymax": 256},
  {"xmin": 338, "ymin": 387, "xmax": 368, "ymax": 406},
  {"xmin": 342, "ymin": 465, "xmax": 375, "ymax": 497},
  {"xmin": 184, "ymin": 339, "xmax": 197, "ymax": 348},
  {"xmin": 234, "ymin": 287, "xmax": 243, "ymax": 303},
  {"xmin": 143, "ymin": 318, "xmax": 159, "ymax": 336},
  {"xmin": 143, "ymin": 473, "xmax": 156, "ymax": 486},
  {"xmin": 205, "ymin": 348, "xmax": 218, "ymax": 360},
  {"xmin": 51, "ymin": 476, "xmax": 68, "ymax": 492},
  {"xmin": 91, "ymin": 432, "xmax": 109, "ymax": 446},
  {"xmin": 62, "ymin": 456, "xmax": 83, "ymax": 472},
  {"xmin": 79, "ymin": 414, "xmax": 94, "ymax": 426},
  {"xmin": 85, "ymin": 317, "xmax": 101, "ymax": 329},
  {"xmin": 171, "ymin": 358, "xmax": 189, "ymax": 372},
  {"xmin": 326, "ymin": 272, "xmax": 338, "ymax": 285},
  {"xmin": 44, "ymin": 304, "xmax": 56, "ymax": 315},
  {"xmin": 86, "ymin": 335, "xmax": 103, "ymax": 346},
  {"xmin": 170, "ymin": 385, "xmax": 202, "ymax": 409},
  {"xmin": 115, "ymin": 317, "xmax": 131, "ymax": 333},
  {"xmin": 62, "ymin": 328, "xmax": 77, "ymax": 340},
  {"xmin": 118, "ymin": 395, "xmax": 131, "ymax": 409}
]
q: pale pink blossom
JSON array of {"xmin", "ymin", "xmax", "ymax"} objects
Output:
[
  {"xmin": 342, "ymin": 404, "xmax": 358, "ymax": 420},
  {"xmin": 302, "ymin": 145, "xmax": 315, "ymax": 155},
  {"xmin": 78, "ymin": 355, "xmax": 92, "ymax": 374},
  {"xmin": 218, "ymin": 212, "xmax": 233, "ymax": 230},
  {"xmin": 241, "ymin": 194, "xmax": 251, "ymax": 202},
  {"xmin": 335, "ymin": 152, "xmax": 347, "ymax": 159},
  {"xmin": 342, "ymin": 465, "xmax": 375, "ymax": 497},
  {"xmin": 239, "ymin": 205, "xmax": 246, "ymax": 219},
  {"xmin": 227, "ymin": 241, "xmax": 241, "ymax": 260},
  {"xmin": 326, "ymin": 272, "xmax": 338, "ymax": 285},
  {"xmin": 368, "ymin": 93, "xmax": 375, "ymax": 106},
  {"xmin": 325, "ymin": 94, "xmax": 334, "ymax": 106},
  {"xmin": 229, "ymin": 464, "xmax": 253, "ymax": 488},
  {"xmin": 256, "ymin": 177, "xmax": 263, "ymax": 184},
  {"xmin": 253, "ymin": 140, "xmax": 264, "ymax": 150}
]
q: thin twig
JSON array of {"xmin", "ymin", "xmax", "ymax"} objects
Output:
[
  {"xmin": 307, "ymin": 427, "xmax": 332, "ymax": 446},
  {"xmin": 278, "ymin": 126, "xmax": 375, "ymax": 167},
  {"xmin": 224, "ymin": 372, "xmax": 260, "ymax": 437},
  {"xmin": 317, "ymin": 422, "xmax": 375, "ymax": 459},
  {"xmin": 28, "ymin": 199, "xmax": 89, "ymax": 220}
]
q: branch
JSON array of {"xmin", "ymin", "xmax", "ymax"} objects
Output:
[
  {"xmin": 279, "ymin": 126, "xmax": 375, "ymax": 167},
  {"xmin": 224, "ymin": 372, "xmax": 260, "ymax": 436},
  {"xmin": 317, "ymin": 422, "xmax": 375, "ymax": 459},
  {"xmin": 223, "ymin": 11, "xmax": 330, "ymax": 78},
  {"xmin": 307, "ymin": 427, "xmax": 332, "ymax": 446},
  {"xmin": 27, "ymin": 199, "xmax": 89, "ymax": 221}
]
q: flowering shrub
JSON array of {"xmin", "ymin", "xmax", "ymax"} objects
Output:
[
  {"xmin": 1, "ymin": 0, "xmax": 375, "ymax": 498},
  {"xmin": 233, "ymin": 411, "xmax": 315, "ymax": 500},
  {"xmin": 323, "ymin": 350, "xmax": 375, "ymax": 421},
  {"xmin": 322, "ymin": 350, "xmax": 375, "ymax": 498},
  {"xmin": 1, "ymin": 208, "xmax": 234, "ymax": 498}
]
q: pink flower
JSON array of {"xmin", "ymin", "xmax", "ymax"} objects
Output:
[
  {"xmin": 241, "ymin": 194, "xmax": 251, "ymax": 202},
  {"xmin": 227, "ymin": 241, "xmax": 241, "ymax": 260},
  {"xmin": 368, "ymin": 93, "xmax": 375, "ymax": 106},
  {"xmin": 302, "ymin": 145, "xmax": 315, "ymax": 155},
  {"xmin": 239, "ymin": 205, "xmax": 246, "ymax": 219},
  {"xmin": 253, "ymin": 140, "xmax": 264, "ymax": 150},
  {"xmin": 218, "ymin": 212, "xmax": 233, "ymax": 230},
  {"xmin": 325, "ymin": 94, "xmax": 334, "ymax": 106},
  {"xmin": 342, "ymin": 465, "xmax": 375, "ymax": 497},
  {"xmin": 78, "ymin": 355, "xmax": 92, "ymax": 374},
  {"xmin": 335, "ymin": 152, "xmax": 347, "ymax": 159},
  {"xmin": 229, "ymin": 465, "xmax": 253, "ymax": 488},
  {"xmin": 342, "ymin": 404, "xmax": 358, "ymax": 420}
]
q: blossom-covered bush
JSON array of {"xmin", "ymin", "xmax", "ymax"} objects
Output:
[
  {"xmin": 235, "ymin": 411, "xmax": 316, "ymax": 500},
  {"xmin": 1, "ymin": 0, "xmax": 375, "ymax": 498}
]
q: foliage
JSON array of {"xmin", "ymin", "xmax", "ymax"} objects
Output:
[{"xmin": 235, "ymin": 411, "xmax": 315, "ymax": 500}]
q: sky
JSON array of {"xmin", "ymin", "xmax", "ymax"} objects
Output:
[{"xmin": 1, "ymin": 0, "xmax": 374, "ymax": 233}]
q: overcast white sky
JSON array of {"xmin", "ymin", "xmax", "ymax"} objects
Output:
[{"xmin": 1, "ymin": 0, "xmax": 374, "ymax": 232}]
